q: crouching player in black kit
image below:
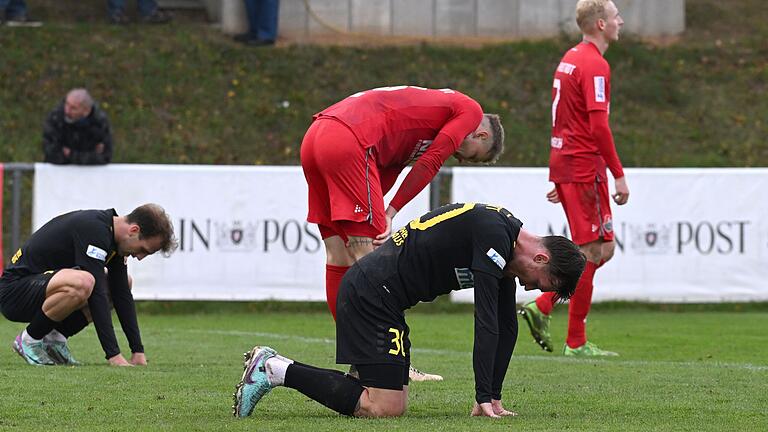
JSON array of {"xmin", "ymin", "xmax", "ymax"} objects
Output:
[
  {"xmin": 0, "ymin": 204, "xmax": 177, "ymax": 366},
  {"xmin": 233, "ymin": 203, "xmax": 586, "ymax": 419}
]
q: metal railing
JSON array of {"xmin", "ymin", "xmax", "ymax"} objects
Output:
[{"xmin": 3, "ymin": 163, "xmax": 34, "ymax": 254}]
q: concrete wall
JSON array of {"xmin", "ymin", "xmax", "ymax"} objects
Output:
[{"xmin": 219, "ymin": 0, "xmax": 685, "ymax": 39}]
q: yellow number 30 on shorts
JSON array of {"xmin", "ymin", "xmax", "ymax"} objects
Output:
[{"xmin": 388, "ymin": 328, "xmax": 406, "ymax": 357}]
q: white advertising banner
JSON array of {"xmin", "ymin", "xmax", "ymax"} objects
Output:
[
  {"xmin": 451, "ymin": 167, "xmax": 768, "ymax": 303},
  {"xmin": 33, "ymin": 164, "xmax": 430, "ymax": 301}
]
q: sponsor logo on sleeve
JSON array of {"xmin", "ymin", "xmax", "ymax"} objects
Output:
[
  {"xmin": 86, "ymin": 245, "xmax": 108, "ymax": 261},
  {"xmin": 594, "ymin": 76, "xmax": 606, "ymax": 102},
  {"xmin": 486, "ymin": 248, "xmax": 507, "ymax": 269}
]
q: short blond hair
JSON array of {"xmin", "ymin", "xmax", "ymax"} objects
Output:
[
  {"xmin": 575, "ymin": 0, "xmax": 611, "ymax": 33},
  {"xmin": 483, "ymin": 113, "xmax": 504, "ymax": 164}
]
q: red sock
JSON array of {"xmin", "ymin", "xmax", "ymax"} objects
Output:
[
  {"xmin": 325, "ymin": 264, "xmax": 349, "ymax": 321},
  {"xmin": 535, "ymin": 292, "xmax": 558, "ymax": 315},
  {"xmin": 566, "ymin": 261, "xmax": 598, "ymax": 348}
]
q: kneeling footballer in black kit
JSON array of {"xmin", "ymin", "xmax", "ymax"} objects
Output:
[
  {"xmin": 0, "ymin": 204, "xmax": 176, "ymax": 366},
  {"xmin": 233, "ymin": 202, "xmax": 585, "ymax": 418}
]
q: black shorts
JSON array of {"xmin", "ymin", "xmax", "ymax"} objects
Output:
[
  {"xmin": 336, "ymin": 265, "xmax": 410, "ymax": 389},
  {"xmin": 0, "ymin": 271, "xmax": 56, "ymax": 322},
  {"xmin": 356, "ymin": 363, "xmax": 409, "ymax": 390}
]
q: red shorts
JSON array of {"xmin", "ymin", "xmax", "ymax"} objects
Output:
[
  {"xmin": 300, "ymin": 119, "xmax": 385, "ymax": 241},
  {"xmin": 556, "ymin": 180, "xmax": 614, "ymax": 245}
]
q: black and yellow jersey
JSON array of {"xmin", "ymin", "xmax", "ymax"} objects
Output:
[
  {"xmin": 2, "ymin": 209, "xmax": 142, "ymax": 359},
  {"xmin": 357, "ymin": 202, "xmax": 521, "ymax": 307},
  {"xmin": 355, "ymin": 202, "xmax": 522, "ymax": 404}
]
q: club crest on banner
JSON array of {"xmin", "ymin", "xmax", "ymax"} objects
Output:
[
  {"xmin": 629, "ymin": 223, "xmax": 672, "ymax": 254},
  {"xmin": 215, "ymin": 221, "xmax": 257, "ymax": 251}
]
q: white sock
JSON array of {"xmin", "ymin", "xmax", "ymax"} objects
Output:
[
  {"xmin": 44, "ymin": 330, "xmax": 67, "ymax": 343},
  {"xmin": 265, "ymin": 357, "xmax": 293, "ymax": 387},
  {"xmin": 21, "ymin": 329, "xmax": 42, "ymax": 342},
  {"xmin": 273, "ymin": 353, "xmax": 294, "ymax": 364}
]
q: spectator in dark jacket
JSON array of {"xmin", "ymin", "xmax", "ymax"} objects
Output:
[{"xmin": 43, "ymin": 89, "xmax": 113, "ymax": 165}]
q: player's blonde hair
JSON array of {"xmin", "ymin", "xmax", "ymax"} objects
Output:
[
  {"xmin": 575, "ymin": 0, "xmax": 611, "ymax": 33},
  {"xmin": 483, "ymin": 113, "xmax": 504, "ymax": 164}
]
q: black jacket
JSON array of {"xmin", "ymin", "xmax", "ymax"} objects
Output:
[{"xmin": 42, "ymin": 101, "xmax": 113, "ymax": 165}]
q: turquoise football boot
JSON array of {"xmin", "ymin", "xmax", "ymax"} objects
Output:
[
  {"xmin": 45, "ymin": 340, "xmax": 81, "ymax": 365},
  {"xmin": 233, "ymin": 346, "xmax": 277, "ymax": 418},
  {"xmin": 12, "ymin": 333, "xmax": 56, "ymax": 366}
]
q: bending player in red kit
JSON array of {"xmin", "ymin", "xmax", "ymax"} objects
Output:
[{"xmin": 301, "ymin": 85, "xmax": 505, "ymax": 379}]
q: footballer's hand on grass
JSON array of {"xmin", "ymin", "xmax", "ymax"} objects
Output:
[
  {"xmin": 491, "ymin": 399, "xmax": 518, "ymax": 417},
  {"xmin": 546, "ymin": 187, "xmax": 560, "ymax": 204},
  {"xmin": 108, "ymin": 354, "xmax": 133, "ymax": 367},
  {"xmin": 130, "ymin": 352, "xmax": 147, "ymax": 366},
  {"xmin": 471, "ymin": 402, "xmax": 501, "ymax": 418},
  {"xmin": 373, "ymin": 206, "xmax": 398, "ymax": 247}
]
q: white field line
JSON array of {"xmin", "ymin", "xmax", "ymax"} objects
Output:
[{"xmin": 179, "ymin": 328, "xmax": 768, "ymax": 372}]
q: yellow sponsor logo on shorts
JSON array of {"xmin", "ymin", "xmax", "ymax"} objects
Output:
[{"xmin": 11, "ymin": 249, "xmax": 22, "ymax": 264}]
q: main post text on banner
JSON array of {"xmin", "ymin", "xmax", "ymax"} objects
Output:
[
  {"xmin": 451, "ymin": 167, "xmax": 768, "ymax": 303},
  {"xmin": 33, "ymin": 164, "xmax": 430, "ymax": 301}
]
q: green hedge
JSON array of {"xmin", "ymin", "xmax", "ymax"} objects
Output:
[
  {"xmin": 1, "ymin": 0, "xmax": 766, "ymax": 167},
  {"xmin": 2, "ymin": 0, "xmax": 767, "ymax": 260}
]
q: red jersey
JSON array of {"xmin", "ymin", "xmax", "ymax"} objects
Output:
[
  {"xmin": 315, "ymin": 85, "xmax": 482, "ymax": 211},
  {"xmin": 549, "ymin": 42, "xmax": 624, "ymax": 183},
  {"xmin": 316, "ymin": 86, "xmax": 482, "ymax": 167}
]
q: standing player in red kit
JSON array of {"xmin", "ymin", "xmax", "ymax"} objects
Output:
[
  {"xmin": 519, "ymin": 0, "xmax": 629, "ymax": 357},
  {"xmin": 301, "ymin": 85, "xmax": 505, "ymax": 380}
]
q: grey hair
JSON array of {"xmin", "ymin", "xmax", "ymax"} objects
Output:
[
  {"xmin": 483, "ymin": 113, "xmax": 505, "ymax": 164},
  {"xmin": 67, "ymin": 88, "xmax": 94, "ymax": 109}
]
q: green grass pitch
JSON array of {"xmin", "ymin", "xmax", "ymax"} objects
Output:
[{"xmin": 0, "ymin": 308, "xmax": 766, "ymax": 431}]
